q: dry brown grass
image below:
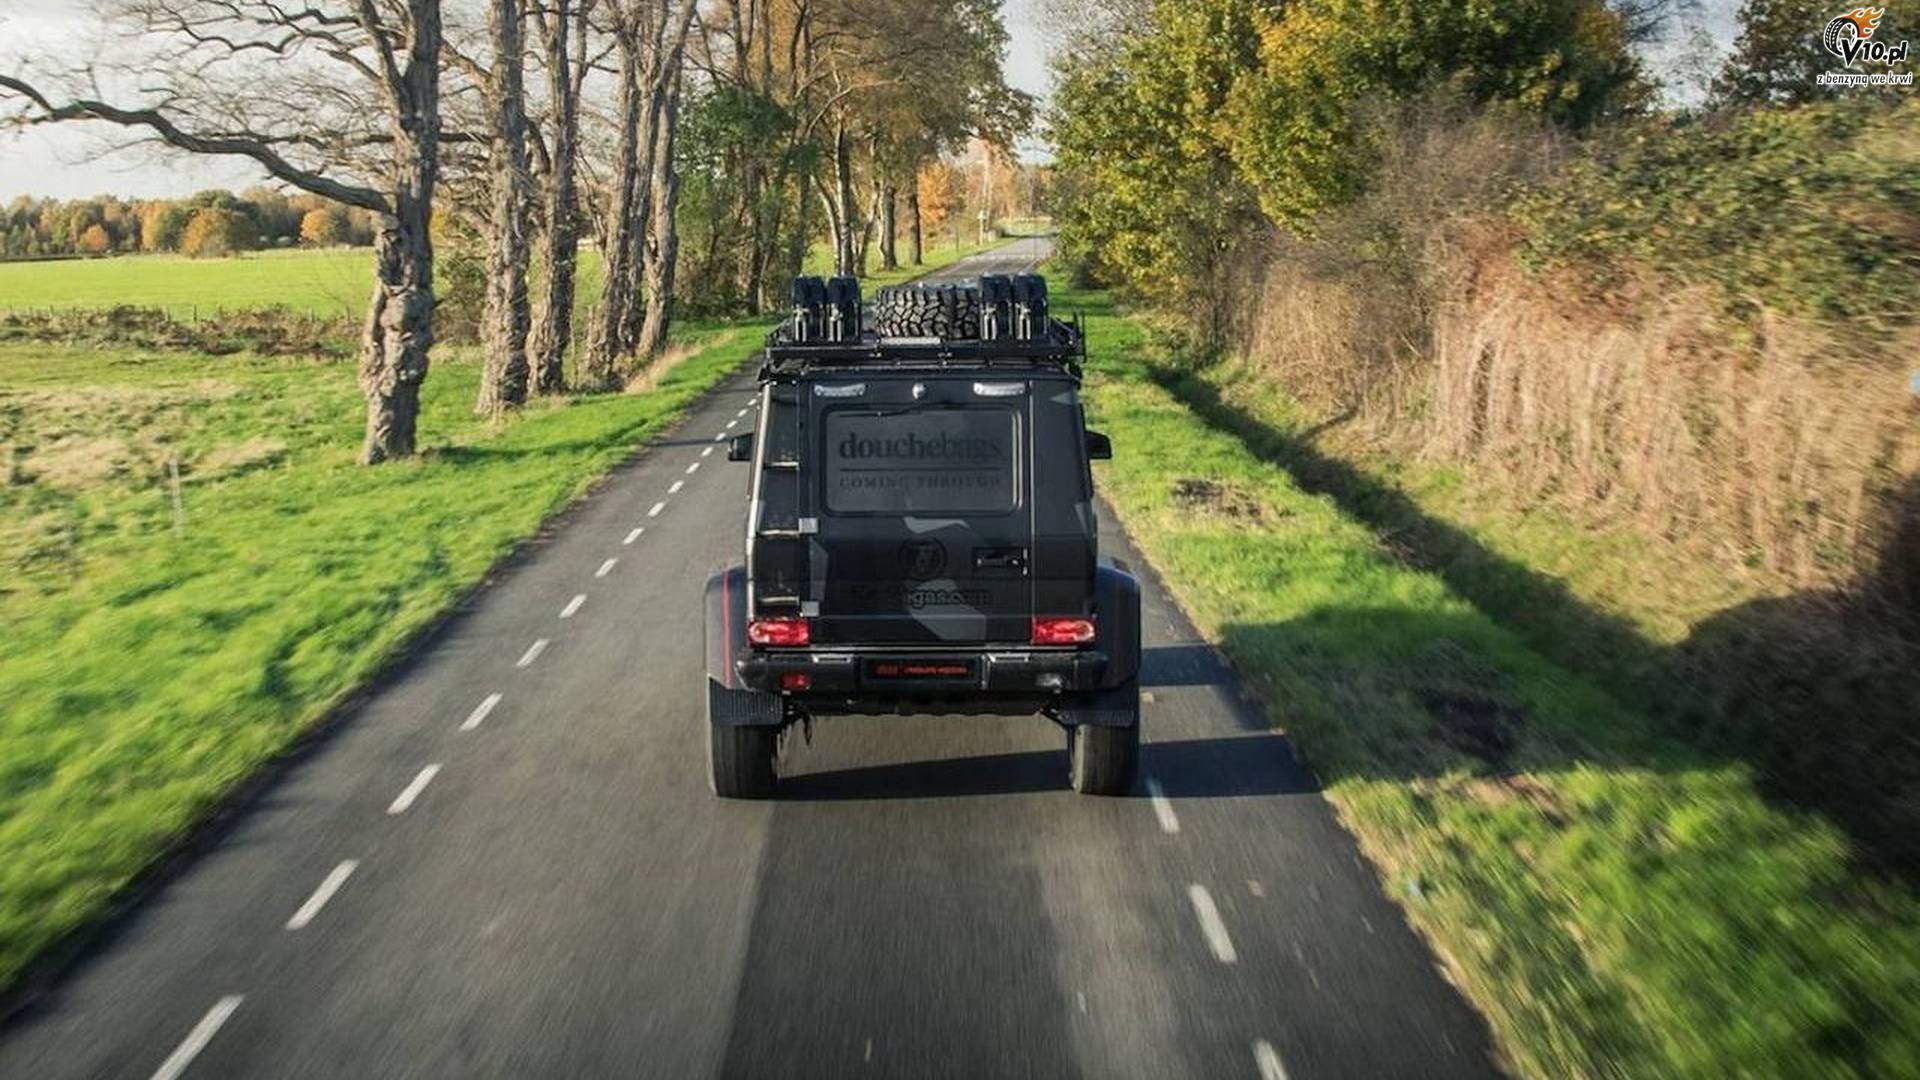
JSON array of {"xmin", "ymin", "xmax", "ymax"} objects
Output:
[
  {"xmin": 1224, "ymin": 102, "xmax": 1918, "ymax": 595},
  {"xmin": 1426, "ymin": 263, "xmax": 1917, "ymax": 585}
]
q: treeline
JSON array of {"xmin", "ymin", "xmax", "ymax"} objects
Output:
[
  {"xmin": 1, "ymin": 0, "xmax": 1027, "ymax": 463},
  {"xmin": 1050, "ymin": 0, "xmax": 1919, "ymax": 878},
  {"xmin": 0, "ymin": 189, "xmax": 379, "ymax": 261}
]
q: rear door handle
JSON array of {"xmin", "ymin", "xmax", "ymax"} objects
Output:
[{"xmin": 973, "ymin": 547, "xmax": 1028, "ymax": 571}]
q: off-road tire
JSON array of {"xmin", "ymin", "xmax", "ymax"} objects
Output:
[
  {"xmin": 1068, "ymin": 695, "xmax": 1140, "ymax": 796},
  {"xmin": 870, "ymin": 283, "xmax": 982, "ymax": 339},
  {"xmin": 709, "ymin": 722, "xmax": 778, "ymax": 799}
]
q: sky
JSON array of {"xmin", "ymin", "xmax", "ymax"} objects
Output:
[{"xmin": 0, "ymin": 0, "xmax": 1734, "ymax": 201}]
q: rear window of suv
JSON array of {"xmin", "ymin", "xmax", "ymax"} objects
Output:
[{"xmin": 822, "ymin": 406, "xmax": 1019, "ymax": 515}]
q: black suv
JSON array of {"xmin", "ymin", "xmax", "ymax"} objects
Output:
[{"xmin": 703, "ymin": 273, "xmax": 1142, "ymax": 798}]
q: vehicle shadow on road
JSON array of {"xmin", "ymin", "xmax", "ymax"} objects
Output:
[{"xmin": 780, "ymin": 734, "xmax": 1314, "ymax": 801}]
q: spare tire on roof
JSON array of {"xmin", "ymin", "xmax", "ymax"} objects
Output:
[{"xmin": 870, "ymin": 282, "xmax": 982, "ymax": 340}]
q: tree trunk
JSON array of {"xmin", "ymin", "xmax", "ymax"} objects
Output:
[
  {"xmin": 358, "ymin": 2, "xmax": 441, "ymax": 465},
  {"xmin": 907, "ymin": 182, "xmax": 923, "ymax": 266},
  {"xmin": 531, "ymin": 0, "xmax": 582, "ymax": 396},
  {"xmin": 831, "ymin": 124, "xmax": 856, "ymax": 277},
  {"xmin": 582, "ymin": 37, "xmax": 643, "ymax": 391},
  {"xmin": 879, "ymin": 181, "xmax": 898, "ymax": 271},
  {"xmin": 636, "ymin": 71, "xmax": 684, "ymax": 359},
  {"xmin": 476, "ymin": 0, "xmax": 532, "ymax": 415}
]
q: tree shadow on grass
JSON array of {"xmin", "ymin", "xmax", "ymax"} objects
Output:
[{"xmin": 1155, "ymin": 367, "xmax": 1920, "ymax": 878}]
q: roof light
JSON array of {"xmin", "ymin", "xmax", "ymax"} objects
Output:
[
  {"xmin": 974, "ymin": 381, "xmax": 1026, "ymax": 397},
  {"xmin": 1031, "ymin": 616, "xmax": 1097, "ymax": 646},
  {"xmin": 813, "ymin": 382, "xmax": 866, "ymax": 398},
  {"xmin": 748, "ymin": 617, "xmax": 811, "ymax": 647}
]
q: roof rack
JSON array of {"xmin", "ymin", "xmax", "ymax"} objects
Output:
[{"xmin": 761, "ymin": 314, "xmax": 1086, "ymax": 379}]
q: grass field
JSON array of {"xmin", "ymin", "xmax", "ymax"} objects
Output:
[
  {"xmin": 0, "ymin": 238, "xmax": 1008, "ymax": 995},
  {"xmin": 0, "ymin": 236, "xmax": 999, "ymax": 320},
  {"xmin": 1066, "ymin": 283, "xmax": 1920, "ymax": 1078}
]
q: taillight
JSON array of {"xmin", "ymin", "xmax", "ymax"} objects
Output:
[
  {"xmin": 780, "ymin": 673, "xmax": 812, "ymax": 692},
  {"xmin": 747, "ymin": 617, "xmax": 811, "ymax": 647},
  {"xmin": 1031, "ymin": 616, "xmax": 1097, "ymax": 646}
]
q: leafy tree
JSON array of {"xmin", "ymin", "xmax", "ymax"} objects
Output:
[
  {"xmin": 299, "ymin": 207, "xmax": 344, "ymax": 246},
  {"xmin": 179, "ymin": 208, "xmax": 259, "ymax": 258},
  {"xmin": 76, "ymin": 224, "xmax": 112, "ymax": 255},
  {"xmin": 1050, "ymin": 0, "xmax": 1641, "ymax": 328},
  {"xmin": 140, "ymin": 203, "xmax": 189, "ymax": 252}
]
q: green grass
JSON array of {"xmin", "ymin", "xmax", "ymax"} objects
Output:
[
  {"xmin": 0, "ymin": 248, "xmax": 379, "ymax": 318},
  {"xmin": 1067, "ymin": 283, "xmax": 1920, "ymax": 1079},
  {"xmin": 0, "ymin": 237, "xmax": 998, "ymax": 321},
  {"xmin": 0, "ymin": 318, "xmax": 770, "ymax": 991}
]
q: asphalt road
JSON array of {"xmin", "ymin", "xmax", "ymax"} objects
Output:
[{"xmin": 0, "ymin": 238, "xmax": 1501, "ymax": 1079}]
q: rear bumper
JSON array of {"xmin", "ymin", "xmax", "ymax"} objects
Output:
[{"xmin": 736, "ymin": 648, "xmax": 1112, "ymax": 716}]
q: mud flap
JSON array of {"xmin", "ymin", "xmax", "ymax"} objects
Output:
[
  {"xmin": 705, "ymin": 564, "xmax": 784, "ymax": 727},
  {"xmin": 1093, "ymin": 563, "xmax": 1143, "ymax": 690}
]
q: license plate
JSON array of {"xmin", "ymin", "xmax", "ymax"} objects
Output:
[{"xmin": 865, "ymin": 659, "xmax": 978, "ymax": 681}]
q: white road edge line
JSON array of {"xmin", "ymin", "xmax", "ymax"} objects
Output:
[
  {"xmin": 596, "ymin": 558, "xmax": 618, "ymax": 578},
  {"xmin": 516, "ymin": 638, "xmax": 549, "ymax": 668},
  {"xmin": 287, "ymin": 861, "xmax": 358, "ymax": 930},
  {"xmin": 1253, "ymin": 1039, "xmax": 1290, "ymax": 1080},
  {"xmin": 561, "ymin": 594, "xmax": 586, "ymax": 618},
  {"xmin": 387, "ymin": 764, "xmax": 442, "ymax": 815},
  {"xmin": 150, "ymin": 995, "xmax": 243, "ymax": 1080},
  {"xmin": 1146, "ymin": 777, "xmax": 1180, "ymax": 834},
  {"xmin": 648, "ymin": 501, "xmax": 666, "ymax": 518},
  {"xmin": 1188, "ymin": 884, "xmax": 1237, "ymax": 964},
  {"xmin": 624, "ymin": 527, "xmax": 645, "ymax": 545},
  {"xmin": 460, "ymin": 692, "xmax": 502, "ymax": 732},
  {"xmin": 685, "ymin": 461, "xmax": 701, "ymax": 475},
  {"xmin": 668, "ymin": 480, "xmax": 685, "ymax": 495}
]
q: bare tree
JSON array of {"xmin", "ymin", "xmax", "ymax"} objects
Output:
[
  {"xmin": 635, "ymin": 57, "xmax": 687, "ymax": 359},
  {"xmin": 2, "ymin": 1, "xmax": 444, "ymax": 464},
  {"xmin": 580, "ymin": 0, "xmax": 697, "ymax": 390},
  {"xmin": 476, "ymin": 0, "xmax": 534, "ymax": 415},
  {"xmin": 529, "ymin": 0, "xmax": 593, "ymax": 395}
]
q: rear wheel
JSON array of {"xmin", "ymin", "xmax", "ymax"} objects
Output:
[
  {"xmin": 1068, "ymin": 706, "xmax": 1140, "ymax": 796},
  {"xmin": 709, "ymin": 724, "xmax": 778, "ymax": 799}
]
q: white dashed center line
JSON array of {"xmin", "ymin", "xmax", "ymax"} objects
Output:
[
  {"xmin": 714, "ymin": 431, "xmax": 728, "ymax": 441},
  {"xmin": 648, "ymin": 501, "xmax": 666, "ymax": 518},
  {"xmin": 725, "ymin": 418, "xmax": 737, "ymax": 429},
  {"xmin": 1254, "ymin": 1039, "xmax": 1290, "ymax": 1080},
  {"xmin": 668, "ymin": 480, "xmax": 685, "ymax": 495},
  {"xmin": 150, "ymin": 995, "xmax": 243, "ymax": 1080},
  {"xmin": 1188, "ymin": 884, "xmax": 1237, "ymax": 964},
  {"xmin": 561, "ymin": 594, "xmax": 586, "ymax": 618},
  {"xmin": 516, "ymin": 639, "xmax": 549, "ymax": 668},
  {"xmin": 1146, "ymin": 777, "xmax": 1180, "ymax": 834},
  {"xmin": 685, "ymin": 461, "xmax": 701, "ymax": 475},
  {"xmin": 287, "ymin": 861, "xmax": 358, "ymax": 930},
  {"xmin": 701, "ymin": 446, "xmax": 714, "ymax": 458},
  {"xmin": 736, "ymin": 407, "xmax": 750, "ymax": 417},
  {"xmin": 624, "ymin": 527, "xmax": 645, "ymax": 544},
  {"xmin": 460, "ymin": 692, "xmax": 502, "ymax": 732},
  {"xmin": 596, "ymin": 558, "xmax": 619, "ymax": 578},
  {"xmin": 387, "ymin": 764, "xmax": 442, "ymax": 815}
]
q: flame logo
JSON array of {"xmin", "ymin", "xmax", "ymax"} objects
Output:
[{"xmin": 1845, "ymin": 7, "xmax": 1887, "ymax": 38}]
